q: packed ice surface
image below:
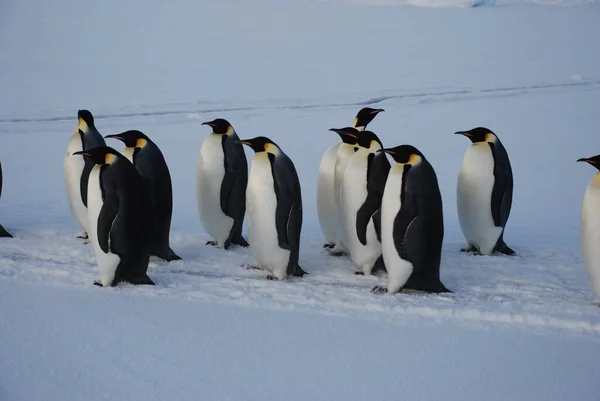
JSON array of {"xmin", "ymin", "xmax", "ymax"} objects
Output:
[{"xmin": 1, "ymin": 0, "xmax": 600, "ymax": 400}]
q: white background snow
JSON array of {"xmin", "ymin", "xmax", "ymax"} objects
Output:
[{"xmin": 1, "ymin": 0, "xmax": 600, "ymax": 400}]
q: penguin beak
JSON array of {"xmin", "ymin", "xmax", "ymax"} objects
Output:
[
  {"xmin": 104, "ymin": 134, "xmax": 123, "ymax": 140},
  {"xmin": 370, "ymin": 108, "xmax": 384, "ymax": 114},
  {"xmin": 455, "ymin": 131, "xmax": 472, "ymax": 137},
  {"xmin": 238, "ymin": 140, "xmax": 252, "ymax": 146},
  {"xmin": 577, "ymin": 158, "xmax": 595, "ymax": 164},
  {"xmin": 202, "ymin": 122, "xmax": 216, "ymax": 127},
  {"xmin": 328, "ymin": 128, "xmax": 358, "ymax": 139},
  {"xmin": 73, "ymin": 151, "xmax": 91, "ymax": 157},
  {"xmin": 381, "ymin": 148, "xmax": 396, "ymax": 155}
]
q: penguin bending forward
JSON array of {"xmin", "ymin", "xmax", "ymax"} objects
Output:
[
  {"xmin": 372, "ymin": 145, "xmax": 450, "ymax": 294},
  {"xmin": 73, "ymin": 146, "xmax": 154, "ymax": 287},
  {"xmin": 0, "ymin": 161, "xmax": 12, "ymax": 238},
  {"xmin": 64, "ymin": 110, "xmax": 106, "ymax": 239},
  {"xmin": 456, "ymin": 127, "xmax": 515, "ymax": 256},
  {"xmin": 342, "ymin": 130, "xmax": 390, "ymax": 276},
  {"xmin": 317, "ymin": 108, "xmax": 384, "ymax": 250},
  {"xmin": 239, "ymin": 137, "xmax": 307, "ymax": 280},
  {"xmin": 577, "ymin": 154, "xmax": 600, "ymax": 305},
  {"xmin": 105, "ymin": 130, "xmax": 181, "ymax": 261},
  {"xmin": 197, "ymin": 119, "xmax": 249, "ymax": 249}
]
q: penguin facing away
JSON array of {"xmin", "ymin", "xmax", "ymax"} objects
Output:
[
  {"xmin": 577, "ymin": 155, "xmax": 600, "ymax": 305},
  {"xmin": 197, "ymin": 118, "xmax": 249, "ymax": 249},
  {"xmin": 372, "ymin": 145, "xmax": 450, "ymax": 295},
  {"xmin": 73, "ymin": 146, "xmax": 154, "ymax": 287},
  {"xmin": 317, "ymin": 107, "xmax": 384, "ymax": 250},
  {"xmin": 342, "ymin": 130, "xmax": 390, "ymax": 276},
  {"xmin": 456, "ymin": 127, "xmax": 515, "ymax": 256},
  {"xmin": 239, "ymin": 136, "xmax": 306, "ymax": 280},
  {"xmin": 105, "ymin": 130, "xmax": 181, "ymax": 262},
  {"xmin": 329, "ymin": 127, "xmax": 360, "ymax": 256},
  {"xmin": 0, "ymin": 161, "xmax": 12, "ymax": 238},
  {"xmin": 64, "ymin": 109, "xmax": 106, "ymax": 239}
]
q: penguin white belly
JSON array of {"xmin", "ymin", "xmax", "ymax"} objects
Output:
[
  {"xmin": 580, "ymin": 177, "xmax": 600, "ymax": 303},
  {"xmin": 457, "ymin": 144, "xmax": 502, "ymax": 255},
  {"xmin": 64, "ymin": 130, "xmax": 89, "ymax": 233},
  {"xmin": 196, "ymin": 134, "xmax": 234, "ymax": 247},
  {"xmin": 381, "ymin": 164, "xmax": 414, "ymax": 294},
  {"xmin": 87, "ymin": 166, "xmax": 120, "ymax": 286},
  {"xmin": 316, "ymin": 142, "xmax": 340, "ymax": 245},
  {"xmin": 332, "ymin": 143, "xmax": 355, "ymax": 252},
  {"xmin": 246, "ymin": 154, "xmax": 290, "ymax": 279},
  {"xmin": 342, "ymin": 153, "xmax": 381, "ymax": 274}
]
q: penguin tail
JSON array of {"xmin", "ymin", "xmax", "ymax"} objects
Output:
[
  {"xmin": 127, "ymin": 274, "xmax": 155, "ymax": 286},
  {"xmin": 495, "ymin": 239, "xmax": 516, "ymax": 256},
  {"xmin": 0, "ymin": 223, "xmax": 12, "ymax": 238},
  {"xmin": 231, "ymin": 235, "xmax": 249, "ymax": 248},
  {"xmin": 292, "ymin": 265, "xmax": 308, "ymax": 277},
  {"xmin": 166, "ymin": 248, "xmax": 182, "ymax": 261}
]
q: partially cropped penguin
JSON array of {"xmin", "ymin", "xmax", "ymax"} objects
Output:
[
  {"xmin": 73, "ymin": 146, "xmax": 154, "ymax": 287},
  {"xmin": 197, "ymin": 118, "xmax": 249, "ymax": 249},
  {"xmin": 0, "ymin": 161, "xmax": 12, "ymax": 238},
  {"xmin": 105, "ymin": 130, "xmax": 181, "ymax": 261},
  {"xmin": 317, "ymin": 107, "xmax": 384, "ymax": 250},
  {"xmin": 64, "ymin": 110, "xmax": 106, "ymax": 239},
  {"xmin": 372, "ymin": 145, "xmax": 450, "ymax": 295},
  {"xmin": 239, "ymin": 136, "xmax": 306, "ymax": 280},
  {"xmin": 456, "ymin": 127, "xmax": 515, "ymax": 256},
  {"xmin": 577, "ymin": 154, "xmax": 600, "ymax": 305},
  {"xmin": 342, "ymin": 130, "xmax": 390, "ymax": 276},
  {"xmin": 329, "ymin": 127, "xmax": 360, "ymax": 256}
]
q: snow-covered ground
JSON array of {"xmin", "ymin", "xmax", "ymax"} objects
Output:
[{"xmin": 1, "ymin": 0, "xmax": 600, "ymax": 400}]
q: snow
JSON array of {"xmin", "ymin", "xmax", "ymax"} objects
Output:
[{"xmin": 1, "ymin": 0, "xmax": 600, "ymax": 400}]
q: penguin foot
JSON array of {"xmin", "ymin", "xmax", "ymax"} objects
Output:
[
  {"xmin": 460, "ymin": 245, "xmax": 477, "ymax": 253},
  {"xmin": 329, "ymin": 251, "xmax": 347, "ymax": 257},
  {"xmin": 77, "ymin": 233, "xmax": 89, "ymax": 240},
  {"xmin": 323, "ymin": 243, "xmax": 335, "ymax": 249},
  {"xmin": 0, "ymin": 230, "xmax": 12, "ymax": 238},
  {"xmin": 371, "ymin": 286, "xmax": 388, "ymax": 294},
  {"xmin": 266, "ymin": 275, "xmax": 278, "ymax": 281},
  {"xmin": 93, "ymin": 280, "xmax": 104, "ymax": 287},
  {"xmin": 354, "ymin": 271, "xmax": 365, "ymax": 276},
  {"xmin": 205, "ymin": 240, "xmax": 218, "ymax": 246}
]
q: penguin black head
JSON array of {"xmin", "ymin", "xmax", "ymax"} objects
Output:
[
  {"xmin": 77, "ymin": 110, "xmax": 95, "ymax": 128},
  {"xmin": 356, "ymin": 130, "xmax": 384, "ymax": 150},
  {"xmin": 455, "ymin": 127, "xmax": 498, "ymax": 144},
  {"xmin": 381, "ymin": 145, "xmax": 424, "ymax": 166},
  {"xmin": 238, "ymin": 136, "xmax": 280, "ymax": 154},
  {"xmin": 577, "ymin": 155, "xmax": 600, "ymax": 171},
  {"xmin": 105, "ymin": 130, "xmax": 150, "ymax": 149},
  {"xmin": 354, "ymin": 107, "xmax": 384, "ymax": 130},
  {"xmin": 73, "ymin": 146, "xmax": 121, "ymax": 165},
  {"xmin": 202, "ymin": 118, "xmax": 234, "ymax": 135},
  {"xmin": 329, "ymin": 127, "xmax": 359, "ymax": 145}
]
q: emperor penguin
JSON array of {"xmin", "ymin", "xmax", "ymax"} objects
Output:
[
  {"xmin": 317, "ymin": 107, "xmax": 384, "ymax": 249},
  {"xmin": 64, "ymin": 110, "xmax": 106, "ymax": 239},
  {"xmin": 0, "ymin": 161, "xmax": 12, "ymax": 238},
  {"xmin": 577, "ymin": 154, "xmax": 600, "ymax": 305},
  {"xmin": 239, "ymin": 136, "xmax": 307, "ymax": 280},
  {"xmin": 372, "ymin": 145, "xmax": 450, "ymax": 295},
  {"xmin": 456, "ymin": 127, "xmax": 515, "ymax": 256},
  {"xmin": 328, "ymin": 127, "xmax": 360, "ymax": 256},
  {"xmin": 105, "ymin": 130, "xmax": 181, "ymax": 261},
  {"xmin": 342, "ymin": 130, "xmax": 390, "ymax": 276},
  {"xmin": 73, "ymin": 146, "xmax": 154, "ymax": 287},
  {"xmin": 197, "ymin": 118, "xmax": 249, "ymax": 249}
]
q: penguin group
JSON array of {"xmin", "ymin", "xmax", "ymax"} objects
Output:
[{"xmin": 2, "ymin": 106, "xmax": 600, "ymax": 304}]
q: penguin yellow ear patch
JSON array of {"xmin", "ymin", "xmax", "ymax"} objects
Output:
[
  {"xmin": 226, "ymin": 125, "xmax": 234, "ymax": 136},
  {"xmin": 104, "ymin": 153, "xmax": 117, "ymax": 165},
  {"xmin": 485, "ymin": 133, "xmax": 497, "ymax": 143},
  {"xmin": 136, "ymin": 138, "xmax": 147, "ymax": 148},
  {"xmin": 353, "ymin": 117, "xmax": 358, "ymax": 127},
  {"xmin": 408, "ymin": 154, "xmax": 422, "ymax": 166}
]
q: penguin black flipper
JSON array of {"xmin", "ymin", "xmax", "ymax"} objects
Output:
[
  {"xmin": 489, "ymin": 141, "xmax": 512, "ymax": 227},
  {"xmin": 0, "ymin": 163, "xmax": 12, "ymax": 238},
  {"xmin": 80, "ymin": 157, "xmax": 95, "ymax": 207},
  {"xmin": 221, "ymin": 133, "xmax": 249, "ymax": 247},
  {"xmin": 97, "ymin": 193, "xmax": 119, "ymax": 254},
  {"xmin": 270, "ymin": 153, "xmax": 306, "ymax": 276},
  {"xmin": 0, "ymin": 160, "xmax": 3, "ymax": 199},
  {"xmin": 356, "ymin": 153, "xmax": 387, "ymax": 246}
]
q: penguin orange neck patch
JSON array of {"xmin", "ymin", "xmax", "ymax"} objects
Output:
[
  {"xmin": 136, "ymin": 138, "xmax": 147, "ymax": 149},
  {"xmin": 104, "ymin": 153, "xmax": 118, "ymax": 165}
]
